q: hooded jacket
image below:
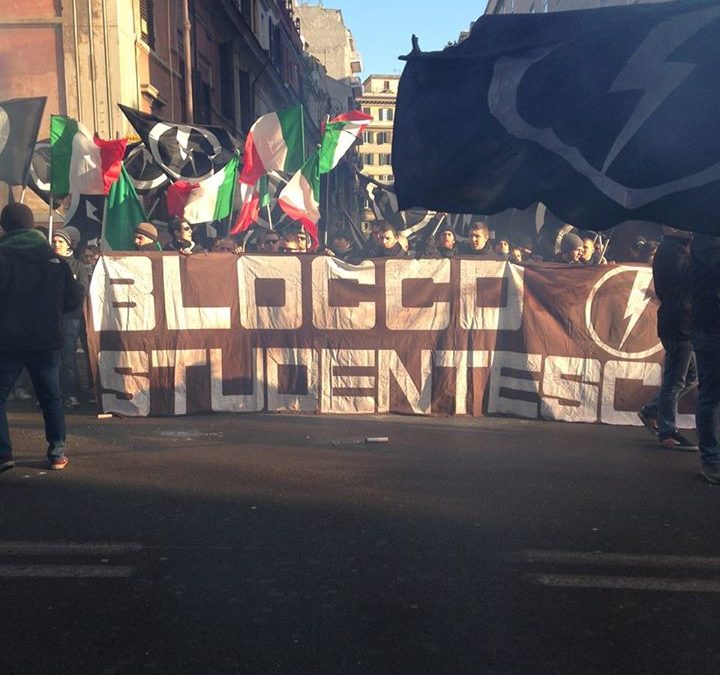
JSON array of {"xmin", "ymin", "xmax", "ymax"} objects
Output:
[{"xmin": 0, "ymin": 228, "xmax": 82, "ymax": 351}]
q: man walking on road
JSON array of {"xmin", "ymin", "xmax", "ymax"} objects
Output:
[
  {"xmin": 0, "ymin": 203, "xmax": 82, "ymax": 473},
  {"xmin": 638, "ymin": 228, "xmax": 697, "ymax": 450},
  {"xmin": 689, "ymin": 233, "xmax": 720, "ymax": 484}
]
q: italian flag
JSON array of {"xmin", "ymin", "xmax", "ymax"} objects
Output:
[
  {"xmin": 166, "ymin": 156, "xmax": 238, "ymax": 224},
  {"xmin": 277, "ymin": 152, "xmax": 321, "ymax": 247},
  {"xmin": 233, "ymin": 106, "xmax": 304, "ymax": 233},
  {"xmin": 319, "ymin": 110, "xmax": 373, "ymax": 174},
  {"xmin": 276, "ymin": 111, "xmax": 370, "ymax": 246},
  {"xmin": 230, "ymin": 175, "xmax": 270, "ymax": 235},
  {"xmin": 239, "ymin": 105, "xmax": 304, "ymax": 185},
  {"xmin": 102, "ymin": 165, "xmax": 146, "ymax": 251},
  {"xmin": 50, "ymin": 115, "xmax": 126, "ymax": 195}
]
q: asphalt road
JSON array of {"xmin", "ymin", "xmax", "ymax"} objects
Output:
[{"xmin": 1, "ymin": 404, "xmax": 718, "ymax": 675}]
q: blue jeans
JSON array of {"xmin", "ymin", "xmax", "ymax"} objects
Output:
[
  {"xmin": 641, "ymin": 338, "xmax": 697, "ymax": 437},
  {"xmin": 60, "ymin": 317, "xmax": 82, "ymax": 399},
  {"xmin": 692, "ymin": 332, "xmax": 720, "ymax": 469},
  {"xmin": 0, "ymin": 349, "xmax": 67, "ymax": 461}
]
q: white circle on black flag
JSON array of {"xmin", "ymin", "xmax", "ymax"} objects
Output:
[{"xmin": 0, "ymin": 106, "xmax": 9, "ymax": 156}]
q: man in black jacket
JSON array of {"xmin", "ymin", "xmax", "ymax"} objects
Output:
[
  {"xmin": 690, "ymin": 233, "xmax": 720, "ymax": 484},
  {"xmin": 638, "ymin": 229, "xmax": 697, "ymax": 450},
  {"xmin": 0, "ymin": 204, "xmax": 82, "ymax": 473}
]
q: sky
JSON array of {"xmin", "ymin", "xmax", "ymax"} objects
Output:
[{"xmin": 299, "ymin": 1, "xmax": 489, "ymax": 77}]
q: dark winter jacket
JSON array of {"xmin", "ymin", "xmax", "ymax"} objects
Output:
[
  {"xmin": 57, "ymin": 251, "xmax": 90, "ymax": 321},
  {"xmin": 652, "ymin": 234, "xmax": 692, "ymax": 341},
  {"xmin": 458, "ymin": 242, "xmax": 505, "ymax": 259},
  {"xmin": 690, "ymin": 233, "xmax": 720, "ymax": 335},
  {"xmin": 0, "ymin": 228, "xmax": 82, "ymax": 352}
]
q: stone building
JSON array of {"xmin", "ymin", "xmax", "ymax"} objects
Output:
[
  {"xmin": 356, "ymin": 74, "xmax": 399, "ymax": 228},
  {"xmin": 0, "ymin": 0, "xmax": 330, "ymax": 218}
]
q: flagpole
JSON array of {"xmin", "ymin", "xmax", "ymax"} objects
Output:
[
  {"xmin": 19, "ymin": 187, "xmax": 26, "ymax": 204},
  {"xmin": 48, "ymin": 192, "xmax": 54, "ymax": 241},
  {"xmin": 266, "ymin": 203, "xmax": 273, "ymax": 230},
  {"xmin": 300, "ymin": 104, "xmax": 306, "ymax": 163}
]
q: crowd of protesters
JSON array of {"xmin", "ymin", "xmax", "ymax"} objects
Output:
[
  {"xmin": 3, "ymin": 204, "xmax": 718, "ymax": 485},
  {"xmin": 123, "ymin": 214, "xmax": 643, "ymax": 267}
]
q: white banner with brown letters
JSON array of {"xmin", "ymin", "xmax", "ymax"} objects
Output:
[{"xmin": 86, "ymin": 253, "xmax": 686, "ymax": 427}]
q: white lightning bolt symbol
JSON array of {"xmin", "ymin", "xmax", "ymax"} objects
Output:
[
  {"xmin": 603, "ymin": 6, "xmax": 720, "ymax": 174},
  {"xmin": 619, "ymin": 270, "xmax": 653, "ymax": 350}
]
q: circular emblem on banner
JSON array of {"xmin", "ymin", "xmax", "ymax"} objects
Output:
[
  {"xmin": 0, "ymin": 106, "xmax": 9, "ymax": 156},
  {"xmin": 585, "ymin": 265, "xmax": 663, "ymax": 360}
]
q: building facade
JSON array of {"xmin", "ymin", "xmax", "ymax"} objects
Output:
[
  {"xmin": 0, "ymin": 0, "xmax": 338, "ymax": 220},
  {"xmin": 356, "ymin": 75, "xmax": 398, "ymax": 228}
]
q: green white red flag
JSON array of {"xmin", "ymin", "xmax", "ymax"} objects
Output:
[
  {"xmin": 239, "ymin": 105, "xmax": 304, "ymax": 185},
  {"xmin": 166, "ymin": 156, "xmax": 238, "ymax": 224},
  {"xmin": 277, "ymin": 152, "xmax": 321, "ymax": 247},
  {"xmin": 50, "ymin": 115, "xmax": 126, "ymax": 195},
  {"xmin": 102, "ymin": 164, "xmax": 146, "ymax": 251},
  {"xmin": 318, "ymin": 110, "xmax": 372, "ymax": 174},
  {"xmin": 276, "ymin": 110, "xmax": 370, "ymax": 246},
  {"xmin": 233, "ymin": 106, "xmax": 304, "ymax": 233}
]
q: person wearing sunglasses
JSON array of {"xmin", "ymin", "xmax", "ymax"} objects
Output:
[
  {"xmin": 164, "ymin": 218, "xmax": 205, "ymax": 256},
  {"xmin": 256, "ymin": 230, "xmax": 281, "ymax": 253}
]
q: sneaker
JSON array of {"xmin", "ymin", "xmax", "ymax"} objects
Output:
[
  {"xmin": 65, "ymin": 396, "xmax": 80, "ymax": 411},
  {"xmin": 659, "ymin": 431, "xmax": 698, "ymax": 451},
  {"xmin": 701, "ymin": 465, "xmax": 720, "ymax": 485},
  {"xmin": 638, "ymin": 409, "xmax": 658, "ymax": 435},
  {"xmin": 0, "ymin": 457, "xmax": 16, "ymax": 473},
  {"xmin": 48, "ymin": 456, "xmax": 69, "ymax": 471}
]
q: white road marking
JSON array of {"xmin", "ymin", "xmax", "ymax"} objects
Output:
[
  {"xmin": 0, "ymin": 565, "xmax": 135, "ymax": 578},
  {"xmin": 519, "ymin": 550, "xmax": 720, "ymax": 569},
  {"xmin": 0, "ymin": 542, "xmax": 143, "ymax": 555},
  {"xmin": 532, "ymin": 574, "xmax": 720, "ymax": 593}
]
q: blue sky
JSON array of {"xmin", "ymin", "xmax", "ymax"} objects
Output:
[{"xmin": 300, "ymin": 1, "xmax": 489, "ymax": 77}]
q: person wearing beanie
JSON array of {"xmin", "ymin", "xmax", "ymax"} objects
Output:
[
  {"xmin": 554, "ymin": 232, "xmax": 585, "ymax": 264},
  {"xmin": 51, "ymin": 225, "xmax": 90, "ymax": 411},
  {"xmin": 133, "ymin": 222, "xmax": 160, "ymax": 251},
  {"xmin": 433, "ymin": 221, "xmax": 459, "ymax": 258},
  {"xmin": 0, "ymin": 203, "xmax": 82, "ymax": 473}
]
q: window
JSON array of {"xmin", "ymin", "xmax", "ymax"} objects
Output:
[
  {"xmin": 363, "ymin": 131, "xmax": 374, "ymax": 144},
  {"xmin": 362, "ymin": 107, "xmax": 372, "ymax": 116},
  {"xmin": 362, "ymin": 153, "xmax": 375, "ymax": 166},
  {"xmin": 376, "ymin": 131, "xmax": 392, "ymax": 145},
  {"xmin": 379, "ymin": 154, "xmax": 391, "ymax": 166},
  {"xmin": 378, "ymin": 108, "xmax": 394, "ymax": 122},
  {"xmin": 140, "ymin": 0, "xmax": 156, "ymax": 50}
]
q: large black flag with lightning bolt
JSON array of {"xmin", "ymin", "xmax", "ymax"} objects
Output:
[{"xmin": 393, "ymin": 0, "xmax": 720, "ymax": 235}]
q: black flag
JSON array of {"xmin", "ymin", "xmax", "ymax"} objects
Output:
[
  {"xmin": 393, "ymin": 0, "xmax": 720, "ymax": 235},
  {"xmin": 118, "ymin": 104, "xmax": 238, "ymax": 181},
  {"xmin": 0, "ymin": 97, "xmax": 46, "ymax": 186},
  {"xmin": 123, "ymin": 141, "xmax": 170, "ymax": 194}
]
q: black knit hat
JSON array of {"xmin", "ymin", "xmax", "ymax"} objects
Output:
[{"xmin": 0, "ymin": 203, "xmax": 34, "ymax": 231}]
